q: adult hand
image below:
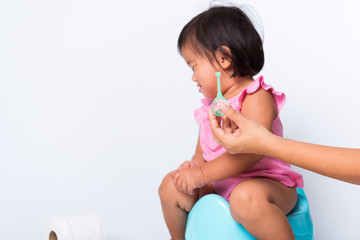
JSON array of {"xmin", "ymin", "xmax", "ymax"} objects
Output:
[
  {"xmin": 208, "ymin": 103, "xmax": 272, "ymax": 155},
  {"xmin": 172, "ymin": 166, "xmax": 207, "ymax": 195}
]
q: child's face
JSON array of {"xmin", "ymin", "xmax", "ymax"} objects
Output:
[{"xmin": 181, "ymin": 44, "xmax": 220, "ymax": 98}]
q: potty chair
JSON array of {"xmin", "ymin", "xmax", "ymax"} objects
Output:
[{"xmin": 185, "ymin": 188, "xmax": 314, "ymax": 240}]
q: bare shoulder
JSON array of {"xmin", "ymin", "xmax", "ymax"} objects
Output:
[
  {"xmin": 244, "ymin": 87, "xmax": 275, "ymax": 107},
  {"xmin": 241, "ymin": 87, "xmax": 276, "ymax": 129}
]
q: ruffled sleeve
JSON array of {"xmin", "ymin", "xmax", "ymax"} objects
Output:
[
  {"xmin": 194, "ymin": 98, "xmax": 212, "ymax": 126},
  {"xmin": 235, "ymin": 76, "xmax": 286, "ymax": 117},
  {"xmin": 193, "ymin": 76, "xmax": 286, "ymax": 162}
]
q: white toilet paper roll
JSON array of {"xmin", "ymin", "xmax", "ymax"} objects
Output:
[{"xmin": 45, "ymin": 212, "xmax": 104, "ymax": 240}]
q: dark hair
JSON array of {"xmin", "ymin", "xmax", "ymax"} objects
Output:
[{"xmin": 178, "ymin": 6, "xmax": 264, "ymax": 77}]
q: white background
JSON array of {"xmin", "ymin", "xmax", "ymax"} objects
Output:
[{"xmin": 1, "ymin": 0, "xmax": 360, "ymax": 239}]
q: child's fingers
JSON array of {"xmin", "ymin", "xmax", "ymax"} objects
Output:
[
  {"xmin": 186, "ymin": 182, "xmax": 194, "ymax": 195},
  {"xmin": 182, "ymin": 161, "xmax": 191, "ymax": 169},
  {"xmin": 177, "ymin": 160, "xmax": 191, "ymax": 171},
  {"xmin": 180, "ymin": 181, "xmax": 187, "ymax": 194},
  {"xmin": 172, "ymin": 172, "xmax": 179, "ymax": 186},
  {"xmin": 188, "ymin": 187, "xmax": 195, "ymax": 196},
  {"xmin": 170, "ymin": 170, "xmax": 177, "ymax": 179},
  {"xmin": 174, "ymin": 176, "xmax": 182, "ymax": 191},
  {"xmin": 177, "ymin": 175, "xmax": 188, "ymax": 194}
]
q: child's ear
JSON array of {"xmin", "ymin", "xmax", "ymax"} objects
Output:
[{"xmin": 215, "ymin": 46, "xmax": 232, "ymax": 70}]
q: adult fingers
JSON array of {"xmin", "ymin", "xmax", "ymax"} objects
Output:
[
  {"xmin": 221, "ymin": 103, "xmax": 247, "ymax": 127},
  {"xmin": 208, "ymin": 108, "xmax": 225, "ymax": 142},
  {"xmin": 222, "ymin": 115, "xmax": 232, "ymax": 133},
  {"xmin": 208, "ymin": 108, "xmax": 220, "ymax": 129},
  {"xmin": 231, "ymin": 118, "xmax": 239, "ymax": 132}
]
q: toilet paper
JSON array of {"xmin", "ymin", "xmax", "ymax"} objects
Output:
[{"xmin": 45, "ymin": 212, "xmax": 104, "ymax": 240}]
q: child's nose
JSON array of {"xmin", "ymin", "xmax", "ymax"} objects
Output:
[{"xmin": 192, "ymin": 74, "xmax": 197, "ymax": 82}]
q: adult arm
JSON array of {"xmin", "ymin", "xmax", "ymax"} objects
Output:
[{"xmin": 209, "ymin": 104, "xmax": 360, "ymax": 185}]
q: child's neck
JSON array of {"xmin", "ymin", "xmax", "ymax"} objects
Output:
[{"xmin": 223, "ymin": 75, "xmax": 254, "ymax": 100}]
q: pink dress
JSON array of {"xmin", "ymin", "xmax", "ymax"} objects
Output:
[{"xmin": 194, "ymin": 76, "xmax": 304, "ymax": 201}]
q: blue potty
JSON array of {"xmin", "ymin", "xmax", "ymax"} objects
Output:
[{"xmin": 185, "ymin": 188, "xmax": 314, "ymax": 240}]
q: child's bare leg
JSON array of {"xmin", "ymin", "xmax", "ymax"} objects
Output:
[
  {"xmin": 159, "ymin": 171, "xmax": 214, "ymax": 240},
  {"xmin": 229, "ymin": 178, "xmax": 297, "ymax": 240}
]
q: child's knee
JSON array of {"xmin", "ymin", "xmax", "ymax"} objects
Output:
[
  {"xmin": 159, "ymin": 172, "xmax": 198, "ymax": 212},
  {"xmin": 158, "ymin": 173, "xmax": 175, "ymax": 200},
  {"xmin": 229, "ymin": 184, "xmax": 268, "ymax": 223}
]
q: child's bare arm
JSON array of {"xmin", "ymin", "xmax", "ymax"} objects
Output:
[
  {"xmin": 191, "ymin": 135, "xmax": 206, "ymax": 166},
  {"xmin": 202, "ymin": 88, "xmax": 276, "ymax": 182},
  {"xmin": 173, "ymin": 89, "xmax": 277, "ymax": 195},
  {"xmin": 201, "ymin": 152, "xmax": 262, "ymax": 182}
]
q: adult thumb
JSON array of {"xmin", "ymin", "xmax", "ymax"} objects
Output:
[{"xmin": 221, "ymin": 103, "xmax": 245, "ymax": 125}]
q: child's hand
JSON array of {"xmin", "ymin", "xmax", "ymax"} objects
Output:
[
  {"xmin": 177, "ymin": 160, "xmax": 192, "ymax": 171},
  {"xmin": 172, "ymin": 166, "xmax": 207, "ymax": 195}
]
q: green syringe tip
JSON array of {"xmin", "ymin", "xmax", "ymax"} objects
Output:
[{"xmin": 215, "ymin": 72, "xmax": 221, "ymax": 77}]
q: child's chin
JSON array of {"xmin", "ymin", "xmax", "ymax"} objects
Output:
[
  {"xmin": 202, "ymin": 93, "xmax": 215, "ymax": 99},
  {"xmin": 199, "ymin": 89, "xmax": 215, "ymax": 98}
]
